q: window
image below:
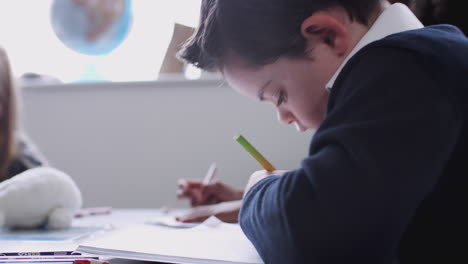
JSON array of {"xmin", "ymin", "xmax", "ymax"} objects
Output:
[{"xmin": 0, "ymin": 0, "xmax": 201, "ymax": 83}]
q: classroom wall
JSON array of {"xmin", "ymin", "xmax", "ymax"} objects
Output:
[{"xmin": 19, "ymin": 78, "xmax": 313, "ymax": 208}]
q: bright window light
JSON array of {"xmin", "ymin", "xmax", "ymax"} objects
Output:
[{"xmin": 0, "ymin": 0, "xmax": 201, "ymax": 83}]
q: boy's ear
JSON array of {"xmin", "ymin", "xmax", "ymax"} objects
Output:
[{"xmin": 300, "ymin": 13, "xmax": 349, "ymax": 56}]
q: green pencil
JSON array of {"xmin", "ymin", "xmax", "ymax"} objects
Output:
[{"xmin": 234, "ymin": 134, "xmax": 276, "ymax": 172}]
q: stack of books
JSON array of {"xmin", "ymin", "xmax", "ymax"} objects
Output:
[{"xmin": 0, "ymin": 251, "xmax": 108, "ymax": 264}]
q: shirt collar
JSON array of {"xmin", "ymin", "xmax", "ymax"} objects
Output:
[{"xmin": 325, "ymin": 3, "xmax": 424, "ymax": 90}]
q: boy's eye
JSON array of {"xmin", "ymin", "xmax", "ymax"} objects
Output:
[{"xmin": 276, "ymin": 90, "xmax": 287, "ymax": 107}]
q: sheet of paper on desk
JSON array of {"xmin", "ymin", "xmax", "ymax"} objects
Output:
[
  {"xmin": 76, "ymin": 216, "xmax": 263, "ymax": 264},
  {"xmin": 0, "ymin": 226, "xmax": 104, "ymax": 242},
  {"xmin": 145, "ymin": 216, "xmax": 198, "ymax": 229},
  {"xmin": 0, "ymin": 242, "xmax": 78, "ymax": 254},
  {"xmin": 0, "ymin": 225, "xmax": 109, "ymax": 256}
]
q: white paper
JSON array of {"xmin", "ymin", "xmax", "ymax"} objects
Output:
[
  {"xmin": 0, "ymin": 226, "xmax": 105, "ymax": 242},
  {"xmin": 77, "ymin": 217, "xmax": 263, "ymax": 264},
  {"xmin": 0, "ymin": 241, "xmax": 78, "ymax": 254},
  {"xmin": 145, "ymin": 216, "xmax": 198, "ymax": 229}
]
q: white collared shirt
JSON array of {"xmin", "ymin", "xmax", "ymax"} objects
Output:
[{"xmin": 326, "ymin": 3, "xmax": 424, "ymax": 90}]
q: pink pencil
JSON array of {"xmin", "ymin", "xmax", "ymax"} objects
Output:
[
  {"xmin": 202, "ymin": 162, "xmax": 217, "ymax": 185},
  {"xmin": 74, "ymin": 207, "xmax": 112, "ymax": 218}
]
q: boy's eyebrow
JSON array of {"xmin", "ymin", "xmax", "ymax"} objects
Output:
[{"xmin": 258, "ymin": 80, "xmax": 272, "ymax": 101}]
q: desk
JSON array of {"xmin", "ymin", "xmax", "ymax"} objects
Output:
[{"xmin": 0, "ymin": 209, "xmax": 185, "ymax": 264}]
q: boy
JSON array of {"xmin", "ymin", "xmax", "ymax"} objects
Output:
[
  {"xmin": 1, "ymin": 46, "xmax": 48, "ymax": 183},
  {"xmin": 178, "ymin": 0, "xmax": 468, "ymax": 263}
]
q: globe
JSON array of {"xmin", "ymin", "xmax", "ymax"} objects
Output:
[{"xmin": 50, "ymin": 0, "xmax": 132, "ymax": 56}]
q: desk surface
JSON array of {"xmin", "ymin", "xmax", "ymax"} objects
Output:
[
  {"xmin": 74, "ymin": 208, "xmax": 171, "ymax": 228},
  {"xmin": 1, "ymin": 208, "xmax": 185, "ymax": 264}
]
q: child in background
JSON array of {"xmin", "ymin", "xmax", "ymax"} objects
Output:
[
  {"xmin": 177, "ymin": 0, "xmax": 468, "ymax": 263},
  {"xmin": 0, "ymin": 46, "xmax": 47, "ymax": 183}
]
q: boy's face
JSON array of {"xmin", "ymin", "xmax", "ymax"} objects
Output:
[{"xmin": 223, "ymin": 42, "xmax": 343, "ymax": 131}]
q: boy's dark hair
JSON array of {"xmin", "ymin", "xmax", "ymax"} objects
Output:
[{"xmin": 178, "ymin": 0, "xmax": 382, "ymax": 71}]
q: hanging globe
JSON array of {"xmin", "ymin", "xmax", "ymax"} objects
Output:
[{"xmin": 50, "ymin": 0, "xmax": 132, "ymax": 56}]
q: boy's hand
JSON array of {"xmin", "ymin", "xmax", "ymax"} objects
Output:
[
  {"xmin": 243, "ymin": 170, "xmax": 289, "ymax": 198},
  {"xmin": 177, "ymin": 179, "xmax": 243, "ymax": 207},
  {"xmin": 176, "ymin": 200, "xmax": 242, "ymax": 223}
]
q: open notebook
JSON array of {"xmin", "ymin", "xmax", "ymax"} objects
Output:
[{"xmin": 76, "ymin": 216, "xmax": 263, "ymax": 264}]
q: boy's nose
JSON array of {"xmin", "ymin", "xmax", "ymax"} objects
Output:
[{"xmin": 276, "ymin": 108, "xmax": 294, "ymax": 125}]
